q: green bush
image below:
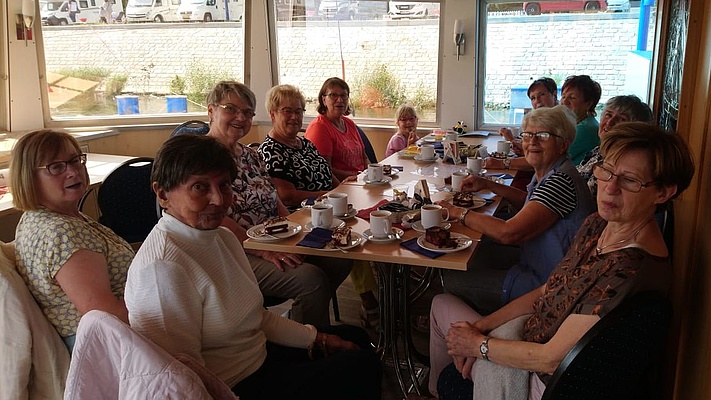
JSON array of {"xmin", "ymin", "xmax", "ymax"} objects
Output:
[
  {"xmin": 57, "ymin": 67, "xmax": 111, "ymax": 82},
  {"xmin": 105, "ymin": 74, "xmax": 127, "ymax": 96},
  {"xmin": 185, "ymin": 60, "xmax": 230, "ymax": 105},
  {"xmin": 408, "ymin": 84, "xmax": 436, "ymax": 110},
  {"xmin": 352, "ymin": 64, "xmax": 406, "ymax": 109},
  {"xmin": 170, "ymin": 75, "xmax": 186, "ymax": 95}
]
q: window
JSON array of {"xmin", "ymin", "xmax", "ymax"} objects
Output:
[
  {"xmin": 478, "ymin": 1, "xmax": 657, "ymax": 127},
  {"xmin": 272, "ymin": 0, "xmax": 440, "ymax": 123},
  {"xmin": 39, "ymin": 0, "xmax": 246, "ymax": 121}
]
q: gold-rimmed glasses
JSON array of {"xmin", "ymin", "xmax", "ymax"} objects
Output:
[
  {"xmin": 592, "ymin": 163, "xmax": 656, "ymax": 193},
  {"xmin": 37, "ymin": 154, "xmax": 87, "ymax": 176},
  {"xmin": 216, "ymin": 104, "xmax": 256, "ymax": 119}
]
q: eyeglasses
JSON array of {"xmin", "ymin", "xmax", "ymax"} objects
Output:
[
  {"xmin": 216, "ymin": 104, "xmax": 256, "ymax": 118},
  {"xmin": 398, "ymin": 117, "xmax": 417, "ymax": 122},
  {"xmin": 38, "ymin": 154, "xmax": 87, "ymax": 176},
  {"xmin": 519, "ymin": 131, "xmax": 562, "ymax": 142},
  {"xmin": 592, "ymin": 163, "xmax": 656, "ymax": 193},
  {"xmin": 324, "ymin": 93, "xmax": 349, "ymax": 101},
  {"xmin": 277, "ymin": 107, "xmax": 305, "ymax": 117}
]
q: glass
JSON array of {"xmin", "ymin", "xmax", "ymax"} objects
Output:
[
  {"xmin": 278, "ymin": 107, "xmax": 306, "ymax": 117},
  {"xmin": 38, "ymin": 154, "xmax": 87, "ymax": 175},
  {"xmin": 216, "ymin": 104, "xmax": 256, "ymax": 118},
  {"xmin": 519, "ymin": 131, "xmax": 561, "ymax": 141},
  {"xmin": 324, "ymin": 93, "xmax": 349, "ymax": 101},
  {"xmin": 592, "ymin": 163, "xmax": 656, "ymax": 193}
]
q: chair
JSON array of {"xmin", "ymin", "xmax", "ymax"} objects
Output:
[
  {"xmin": 90, "ymin": 157, "xmax": 160, "ymax": 244},
  {"xmin": 357, "ymin": 126, "xmax": 378, "ymax": 163},
  {"xmin": 541, "ymin": 291, "xmax": 672, "ymax": 400},
  {"xmin": 171, "ymin": 120, "xmax": 210, "ymax": 137}
]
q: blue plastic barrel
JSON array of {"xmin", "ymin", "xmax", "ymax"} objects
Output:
[
  {"xmin": 166, "ymin": 95, "xmax": 188, "ymax": 113},
  {"xmin": 116, "ymin": 95, "xmax": 139, "ymax": 115}
]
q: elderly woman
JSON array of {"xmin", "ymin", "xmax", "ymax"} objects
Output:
[
  {"xmin": 384, "ymin": 104, "xmax": 419, "ymax": 158},
  {"xmin": 438, "ymin": 105, "xmax": 595, "ymax": 314},
  {"xmin": 125, "ymin": 135, "xmax": 381, "ymax": 400},
  {"xmin": 305, "ymin": 77, "xmax": 370, "ymax": 180},
  {"xmin": 560, "ymin": 74, "xmax": 602, "ymax": 164},
  {"xmin": 576, "ymin": 95, "xmax": 653, "ymax": 198},
  {"xmin": 427, "ymin": 122, "xmax": 694, "ymax": 400},
  {"xmin": 206, "ymin": 80, "xmax": 351, "ymax": 327},
  {"xmin": 10, "ymin": 130, "xmax": 134, "ymax": 352},
  {"xmin": 258, "ymin": 84, "xmax": 340, "ymax": 208}
]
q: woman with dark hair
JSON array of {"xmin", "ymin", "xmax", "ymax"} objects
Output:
[{"xmin": 560, "ymin": 74, "xmax": 602, "ymax": 164}]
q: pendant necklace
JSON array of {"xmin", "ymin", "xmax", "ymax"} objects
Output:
[{"xmin": 596, "ymin": 219, "xmax": 652, "ymax": 256}]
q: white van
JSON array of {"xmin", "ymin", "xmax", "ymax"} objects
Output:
[
  {"xmin": 125, "ymin": 0, "xmax": 181, "ymax": 22},
  {"xmin": 41, "ymin": 0, "xmax": 124, "ymax": 25},
  {"xmin": 177, "ymin": 0, "xmax": 244, "ymax": 22},
  {"xmin": 387, "ymin": 1, "xmax": 439, "ymax": 19}
]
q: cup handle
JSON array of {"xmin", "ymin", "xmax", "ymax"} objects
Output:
[{"xmin": 442, "ymin": 209, "xmax": 450, "ymax": 221}]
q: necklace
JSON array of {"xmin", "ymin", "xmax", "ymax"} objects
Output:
[
  {"xmin": 596, "ymin": 219, "xmax": 652, "ymax": 256},
  {"xmin": 330, "ymin": 117, "xmax": 345, "ymax": 132}
]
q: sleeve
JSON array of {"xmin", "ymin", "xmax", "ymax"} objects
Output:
[
  {"xmin": 305, "ymin": 119, "xmax": 334, "ymax": 158},
  {"xmin": 568, "ymin": 119, "xmax": 600, "ymax": 164},
  {"xmin": 385, "ymin": 134, "xmax": 406, "ymax": 158},
  {"xmin": 259, "ymin": 309, "xmax": 317, "ymax": 349},
  {"xmin": 125, "ymin": 260, "xmax": 205, "ymax": 363},
  {"xmin": 529, "ymin": 172, "xmax": 577, "ymax": 219}
]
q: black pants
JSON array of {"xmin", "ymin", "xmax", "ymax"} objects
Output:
[{"xmin": 232, "ymin": 324, "xmax": 382, "ymax": 400}]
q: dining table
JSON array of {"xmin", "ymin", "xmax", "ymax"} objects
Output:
[{"xmin": 243, "ymin": 132, "xmax": 517, "ymax": 397}]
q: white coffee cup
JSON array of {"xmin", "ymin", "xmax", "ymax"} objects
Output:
[
  {"xmin": 326, "ymin": 192, "xmax": 349, "ymax": 216},
  {"xmin": 367, "ymin": 163, "xmax": 384, "ymax": 182},
  {"xmin": 467, "ymin": 157, "xmax": 482, "ymax": 175},
  {"xmin": 420, "ymin": 144, "xmax": 435, "ymax": 160},
  {"xmin": 311, "ymin": 203, "xmax": 333, "ymax": 229},
  {"xmin": 421, "ymin": 204, "xmax": 449, "ymax": 229},
  {"xmin": 497, "ymin": 140, "xmax": 511, "ymax": 155},
  {"xmin": 451, "ymin": 171, "xmax": 469, "ymax": 192},
  {"xmin": 370, "ymin": 210, "xmax": 393, "ymax": 239}
]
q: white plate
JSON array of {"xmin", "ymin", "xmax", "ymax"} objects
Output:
[
  {"xmin": 384, "ymin": 169, "xmax": 400, "ymax": 177},
  {"xmin": 334, "ymin": 208, "xmax": 357, "ymax": 220},
  {"xmin": 247, "ymin": 221, "xmax": 302, "ymax": 242},
  {"xmin": 417, "ymin": 232, "xmax": 473, "ymax": 253},
  {"xmin": 304, "ymin": 218, "xmax": 346, "ymax": 232},
  {"xmin": 450, "ymin": 195, "xmax": 488, "ymax": 210},
  {"xmin": 321, "ymin": 232, "xmax": 365, "ymax": 251},
  {"xmin": 412, "ymin": 221, "xmax": 452, "ymax": 233},
  {"xmin": 423, "ymin": 135, "xmax": 444, "ymax": 142},
  {"xmin": 398, "ymin": 149, "xmax": 419, "ymax": 159},
  {"xmin": 300, "ymin": 197, "xmax": 325, "ymax": 209},
  {"xmin": 363, "ymin": 228, "xmax": 404, "ymax": 243},
  {"xmin": 364, "ymin": 176, "xmax": 393, "ymax": 185},
  {"xmin": 414, "ymin": 155, "xmax": 437, "ymax": 163}
]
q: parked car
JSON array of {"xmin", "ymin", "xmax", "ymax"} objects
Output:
[
  {"xmin": 606, "ymin": 0, "xmax": 630, "ymax": 12},
  {"xmin": 318, "ymin": 0, "xmax": 387, "ymax": 20},
  {"xmin": 41, "ymin": 0, "xmax": 125, "ymax": 25},
  {"xmin": 388, "ymin": 1, "xmax": 439, "ymax": 19},
  {"xmin": 523, "ymin": 0, "xmax": 607, "ymax": 15}
]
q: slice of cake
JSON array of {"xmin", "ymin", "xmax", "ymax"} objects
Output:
[
  {"xmin": 332, "ymin": 226, "xmax": 352, "ymax": 246},
  {"xmin": 425, "ymin": 226, "xmax": 456, "ymax": 248},
  {"xmin": 264, "ymin": 217, "xmax": 289, "ymax": 234},
  {"xmin": 452, "ymin": 192, "xmax": 474, "ymax": 208}
]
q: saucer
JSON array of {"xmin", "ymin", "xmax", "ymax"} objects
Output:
[
  {"xmin": 363, "ymin": 228, "xmax": 404, "ymax": 243},
  {"xmin": 334, "ymin": 208, "xmax": 357, "ymax": 220},
  {"xmin": 384, "ymin": 169, "xmax": 399, "ymax": 177},
  {"xmin": 412, "ymin": 221, "xmax": 451, "ymax": 233},
  {"xmin": 304, "ymin": 218, "xmax": 345, "ymax": 232},
  {"xmin": 364, "ymin": 176, "xmax": 393, "ymax": 185},
  {"xmin": 414, "ymin": 155, "xmax": 437, "ymax": 163}
]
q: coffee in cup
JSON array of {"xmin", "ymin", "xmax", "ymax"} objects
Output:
[
  {"xmin": 421, "ymin": 204, "xmax": 449, "ymax": 229},
  {"xmin": 311, "ymin": 203, "xmax": 333, "ymax": 229},
  {"xmin": 369, "ymin": 210, "xmax": 393, "ymax": 239}
]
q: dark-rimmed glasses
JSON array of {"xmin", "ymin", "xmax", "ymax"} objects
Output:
[
  {"xmin": 324, "ymin": 93, "xmax": 349, "ymax": 101},
  {"xmin": 216, "ymin": 104, "xmax": 256, "ymax": 118},
  {"xmin": 592, "ymin": 163, "xmax": 656, "ymax": 193},
  {"xmin": 519, "ymin": 131, "xmax": 562, "ymax": 142},
  {"xmin": 38, "ymin": 154, "xmax": 87, "ymax": 176}
]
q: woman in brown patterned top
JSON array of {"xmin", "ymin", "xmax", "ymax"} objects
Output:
[{"xmin": 426, "ymin": 122, "xmax": 694, "ymax": 400}]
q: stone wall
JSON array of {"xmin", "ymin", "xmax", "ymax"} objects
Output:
[{"xmin": 42, "ymin": 13, "xmax": 652, "ymax": 106}]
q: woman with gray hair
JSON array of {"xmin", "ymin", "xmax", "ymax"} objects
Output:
[
  {"xmin": 438, "ymin": 105, "xmax": 595, "ymax": 314},
  {"xmin": 384, "ymin": 104, "xmax": 419, "ymax": 157}
]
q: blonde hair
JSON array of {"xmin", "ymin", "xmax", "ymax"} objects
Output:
[
  {"xmin": 265, "ymin": 84, "xmax": 306, "ymax": 112},
  {"xmin": 394, "ymin": 104, "xmax": 418, "ymax": 123},
  {"xmin": 521, "ymin": 105, "xmax": 577, "ymax": 144}
]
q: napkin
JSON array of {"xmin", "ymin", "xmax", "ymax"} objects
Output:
[
  {"xmin": 400, "ymin": 238, "xmax": 445, "ymax": 259},
  {"xmin": 296, "ymin": 227, "xmax": 333, "ymax": 249},
  {"xmin": 486, "ymin": 173, "xmax": 514, "ymax": 179},
  {"xmin": 356, "ymin": 200, "xmax": 390, "ymax": 220}
]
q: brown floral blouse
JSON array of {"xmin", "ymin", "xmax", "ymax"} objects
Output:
[{"xmin": 523, "ymin": 213, "xmax": 670, "ymax": 344}]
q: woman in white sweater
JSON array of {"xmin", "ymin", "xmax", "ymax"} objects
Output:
[{"xmin": 125, "ymin": 134, "xmax": 381, "ymax": 399}]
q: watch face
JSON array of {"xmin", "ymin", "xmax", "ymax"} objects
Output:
[{"xmin": 480, "ymin": 342, "xmax": 488, "ymax": 354}]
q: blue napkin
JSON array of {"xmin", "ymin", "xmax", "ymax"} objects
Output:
[
  {"xmin": 400, "ymin": 237, "xmax": 445, "ymax": 259},
  {"xmin": 304, "ymin": 195, "xmax": 317, "ymax": 206},
  {"xmin": 297, "ymin": 227, "xmax": 332, "ymax": 249}
]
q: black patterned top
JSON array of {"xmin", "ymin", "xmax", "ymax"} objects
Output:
[{"xmin": 258, "ymin": 136, "xmax": 334, "ymax": 193}]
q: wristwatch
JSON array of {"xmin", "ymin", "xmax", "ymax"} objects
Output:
[
  {"xmin": 480, "ymin": 336, "xmax": 491, "ymax": 361},
  {"xmin": 503, "ymin": 158, "xmax": 511, "ymax": 169}
]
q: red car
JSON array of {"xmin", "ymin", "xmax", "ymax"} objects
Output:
[{"xmin": 523, "ymin": 0, "xmax": 607, "ymax": 15}]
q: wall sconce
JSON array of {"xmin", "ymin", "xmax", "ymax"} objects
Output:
[
  {"xmin": 17, "ymin": 0, "xmax": 36, "ymax": 46},
  {"xmin": 453, "ymin": 19, "xmax": 465, "ymax": 61}
]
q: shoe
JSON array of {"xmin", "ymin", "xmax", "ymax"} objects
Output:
[{"xmin": 360, "ymin": 306, "xmax": 380, "ymax": 329}]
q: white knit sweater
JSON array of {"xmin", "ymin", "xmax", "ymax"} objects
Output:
[{"xmin": 125, "ymin": 213, "xmax": 317, "ymax": 387}]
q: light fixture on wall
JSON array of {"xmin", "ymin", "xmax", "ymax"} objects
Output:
[
  {"xmin": 17, "ymin": 0, "xmax": 36, "ymax": 46},
  {"xmin": 454, "ymin": 19, "xmax": 465, "ymax": 61}
]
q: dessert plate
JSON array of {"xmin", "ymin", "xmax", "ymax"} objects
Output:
[
  {"xmin": 304, "ymin": 218, "xmax": 346, "ymax": 232},
  {"xmin": 417, "ymin": 233, "xmax": 473, "ymax": 253},
  {"xmin": 363, "ymin": 228, "xmax": 404, "ymax": 243},
  {"xmin": 364, "ymin": 176, "xmax": 393, "ymax": 185},
  {"xmin": 412, "ymin": 221, "xmax": 451, "ymax": 233},
  {"xmin": 384, "ymin": 169, "xmax": 399, "ymax": 177},
  {"xmin": 247, "ymin": 221, "xmax": 302, "ymax": 242},
  {"xmin": 321, "ymin": 232, "xmax": 365, "ymax": 251},
  {"xmin": 450, "ymin": 195, "xmax": 488, "ymax": 210},
  {"xmin": 398, "ymin": 149, "xmax": 419, "ymax": 159}
]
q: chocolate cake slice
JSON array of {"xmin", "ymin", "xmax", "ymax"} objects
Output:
[
  {"xmin": 264, "ymin": 217, "xmax": 289, "ymax": 234},
  {"xmin": 332, "ymin": 226, "xmax": 352, "ymax": 246},
  {"xmin": 425, "ymin": 226, "xmax": 456, "ymax": 248}
]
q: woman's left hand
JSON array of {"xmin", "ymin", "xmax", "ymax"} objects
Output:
[
  {"xmin": 446, "ymin": 321, "xmax": 485, "ymax": 359},
  {"xmin": 321, "ymin": 333, "xmax": 359, "ymax": 353},
  {"xmin": 452, "ymin": 355, "xmax": 476, "ymax": 379}
]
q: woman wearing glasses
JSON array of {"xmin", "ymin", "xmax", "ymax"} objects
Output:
[
  {"xmin": 206, "ymin": 81, "xmax": 350, "ymax": 328},
  {"xmin": 427, "ymin": 122, "xmax": 693, "ymax": 400},
  {"xmin": 438, "ymin": 106, "xmax": 595, "ymax": 314},
  {"xmin": 384, "ymin": 104, "xmax": 419, "ymax": 158},
  {"xmin": 11, "ymin": 130, "xmax": 134, "ymax": 352}
]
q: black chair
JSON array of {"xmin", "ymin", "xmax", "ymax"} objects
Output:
[
  {"xmin": 357, "ymin": 126, "xmax": 377, "ymax": 163},
  {"xmin": 171, "ymin": 120, "xmax": 209, "ymax": 136},
  {"xmin": 542, "ymin": 291, "xmax": 672, "ymax": 400},
  {"xmin": 88, "ymin": 157, "xmax": 160, "ymax": 244}
]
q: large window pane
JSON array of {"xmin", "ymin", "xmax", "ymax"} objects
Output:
[
  {"xmin": 274, "ymin": 1, "xmax": 440, "ymax": 122},
  {"xmin": 40, "ymin": 0, "xmax": 245, "ymax": 119},
  {"xmin": 481, "ymin": 1, "xmax": 656, "ymax": 126}
]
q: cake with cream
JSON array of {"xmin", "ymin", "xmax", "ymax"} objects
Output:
[
  {"xmin": 425, "ymin": 226, "xmax": 456, "ymax": 248},
  {"xmin": 264, "ymin": 217, "xmax": 289, "ymax": 234},
  {"xmin": 452, "ymin": 192, "xmax": 475, "ymax": 208},
  {"xmin": 331, "ymin": 226, "xmax": 352, "ymax": 246}
]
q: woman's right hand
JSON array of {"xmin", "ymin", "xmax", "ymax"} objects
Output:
[
  {"xmin": 460, "ymin": 174, "xmax": 489, "ymax": 192},
  {"xmin": 262, "ymin": 251, "xmax": 303, "ymax": 271},
  {"xmin": 498, "ymin": 127, "xmax": 515, "ymax": 142}
]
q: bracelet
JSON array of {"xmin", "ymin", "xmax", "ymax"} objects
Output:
[{"xmin": 458, "ymin": 209, "xmax": 470, "ymax": 227}]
